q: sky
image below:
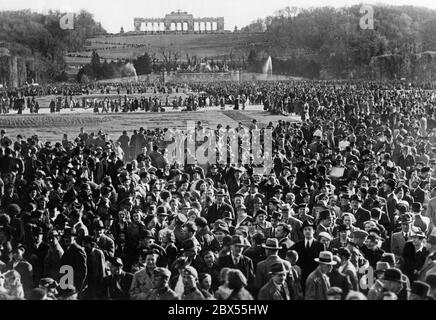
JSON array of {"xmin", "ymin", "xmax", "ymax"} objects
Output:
[{"xmin": 2, "ymin": 0, "xmax": 436, "ymax": 33}]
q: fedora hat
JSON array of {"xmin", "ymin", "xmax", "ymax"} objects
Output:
[
  {"xmin": 262, "ymin": 238, "xmax": 281, "ymax": 250},
  {"xmin": 314, "ymin": 251, "xmax": 337, "ymax": 265},
  {"xmin": 318, "ymin": 210, "xmax": 331, "ymax": 220},
  {"xmin": 230, "ymin": 235, "xmax": 250, "ymax": 247},
  {"xmin": 411, "ymin": 281, "xmax": 431, "ymax": 299},
  {"xmin": 412, "ymin": 231, "xmax": 426, "ymax": 239},
  {"xmin": 383, "ymin": 268, "xmax": 405, "ymax": 283},
  {"xmin": 300, "ymin": 220, "xmax": 316, "ymax": 231},
  {"xmin": 269, "ymin": 262, "xmax": 288, "ymax": 275},
  {"xmin": 212, "ymin": 224, "xmax": 230, "ymax": 235}
]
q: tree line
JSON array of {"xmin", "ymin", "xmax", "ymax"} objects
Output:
[
  {"xmin": 242, "ymin": 4, "xmax": 436, "ymax": 79},
  {"xmin": 0, "ymin": 10, "xmax": 106, "ymax": 83}
]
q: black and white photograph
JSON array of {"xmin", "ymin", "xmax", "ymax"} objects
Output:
[{"xmin": 1, "ymin": 0, "xmax": 436, "ymax": 307}]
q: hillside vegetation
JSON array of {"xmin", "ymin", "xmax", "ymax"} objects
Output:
[{"xmin": 0, "ymin": 10, "xmax": 106, "ymax": 82}]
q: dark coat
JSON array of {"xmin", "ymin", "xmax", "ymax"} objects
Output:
[
  {"xmin": 43, "ymin": 242, "xmax": 64, "ymax": 281},
  {"xmin": 290, "ymin": 239, "xmax": 324, "ymax": 289},
  {"xmin": 361, "ymin": 245, "xmax": 385, "ymax": 269},
  {"xmin": 100, "ymin": 271, "xmax": 133, "ymax": 300},
  {"xmin": 351, "ymin": 207, "xmax": 371, "ymax": 230},
  {"xmin": 59, "ymin": 242, "xmax": 87, "ymax": 292},
  {"xmin": 402, "ymin": 242, "xmax": 428, "ymax": 282},
  {"xmin": 82, "ymin": 247, "xmax": 106, "ymax": 299},
  {"xmin": 410, "ymin": 187, "xmax": 425, "ymax": 204},
  {"xmin": 27, "ymin": 241, "xmax": 49, "ymax": 287},
  {"xmin": 205, "ymin": 202, "xmax": 234, "ymax": 225},
  {"xmin": 328, "ymin": 269, "xmax": 352, "ymax": 298},
  {"xmin": 243, "ymin": 245, "xmax": 266, "ymax": 272}
]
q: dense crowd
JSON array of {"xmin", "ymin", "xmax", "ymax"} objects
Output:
[{"xmin": 1, "ymin": 80, "xmax": 436, "ymax": 301}]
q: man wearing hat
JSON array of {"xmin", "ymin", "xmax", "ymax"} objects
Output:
[
  {"xmin": 82, "ymin": 236, "xmax": 106, "ymax": 300},
  {"xmin": 209, "ymin": 224, "xmax": 230, "ymax": 253},
  {"xmin": 59, "ymin": 228, "xmax": 87, "ymax": 294},
  {"xmin": 243, "ymin": 232, "xmax": 267, "ymax": 269},
  {"xmin": 368, "ymin": 268, "xmax": 405, "ymax": 300},
  {"xmin": 43, "ymin": 230, "xmax": 64, "ymax": 281},
  {"xmin": 367, "ymin": 261, "xmax": 390, "ymax": 300},
  {"xmin": 258, "ymin": 262, "xmax": 290, "ymax": 300},
  {"xmin": 100, "ymin": 257, "xmax": 133, "ymax": 300},
  {"xmin": 25, "ymin": 226, "xmax": 49, "ymax": 286},
  {"xmin": 409, "ymin": 280, "xmax": 432, "ymax": 300},
  {"xmin": 181, "ymin": 266, "xmax": 204, "ymax": 300},
  {"xmin": 315, "ymin": 210, "xmax": 333, "ymax": 238},
  {"xmin": 255, "ymin": 238, "xmax": 292, "ymax": 290},
  {"xmin": 410, "ymin": 177, "xmax": 425, "ymax": 205},
  {"xmin": 305, "ymin": 251, "xmax": 336, "ymax": 300},
  {"xmin": 217, "ymin": 235, "xmax": 255, "ymax": 292},
  {"xmin": 93, "ymin": 220, "xmax": 115, "ymax": 259},
  {"xmin": 290, "ymin": 220, "xmax": 324, "ymax": 290},
  {"xmin": 403, "ymin": 231, "xmax": 428, "ymax": 281},
  {"xmin": 144, "ymin": 267, "xmax": 178, "ymax": 300},
  {"xmin": 349, "ymin": 194, "xmax": 371, "ymax": 230},
  {"xmin": 391, "ymin": 213, "xmax": 415, "ymax": 259},
  {"xmin": 205, "ymin": 191, "xmax": 234, "ymax": 225}
]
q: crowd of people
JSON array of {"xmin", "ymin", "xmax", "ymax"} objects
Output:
[{"xmin": 1, "ymin": 80, "xmax": 436, "ymax": 300}]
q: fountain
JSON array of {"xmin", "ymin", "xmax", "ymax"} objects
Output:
[
  {"xmin": 262, "ymin": 56, "xmax": 273, "ymax": 80},
  {"xmin": 123, "ymin": 62, "xmax": 138, "ymax": 81}
]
